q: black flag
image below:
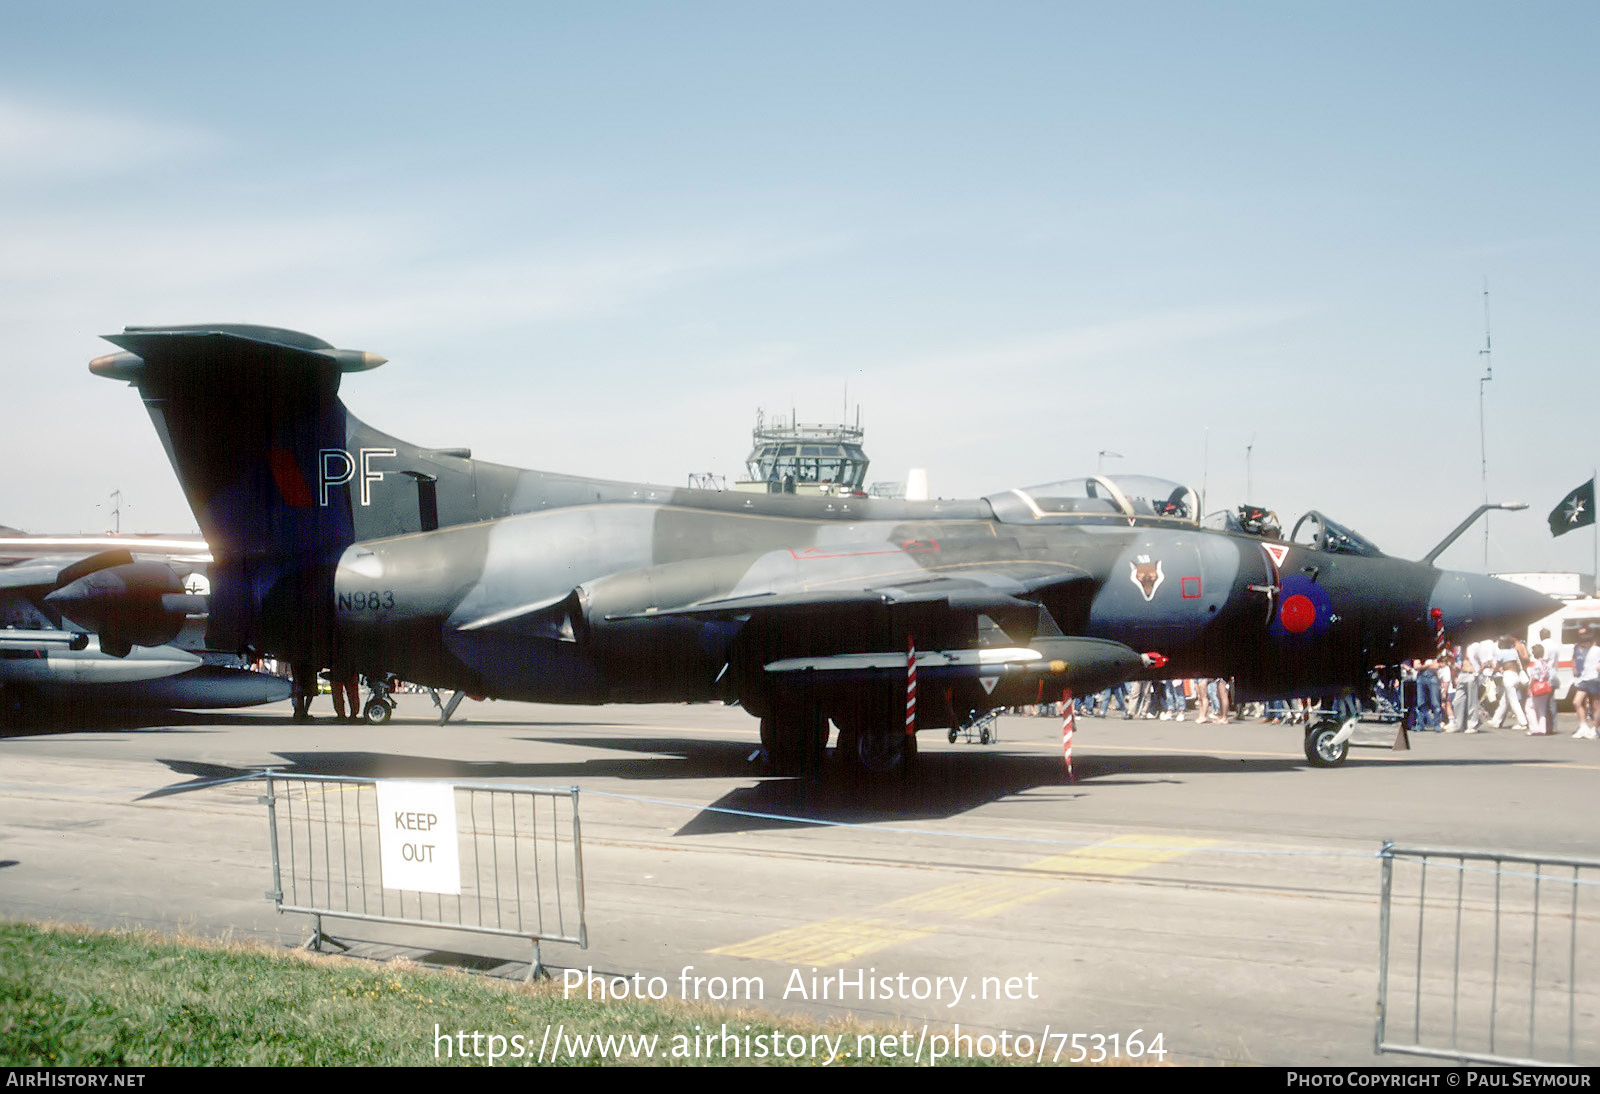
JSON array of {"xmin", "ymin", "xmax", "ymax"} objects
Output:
[{"xmin": 1549, "ymin": 479, "xmax": 1596, "ymax": 537}]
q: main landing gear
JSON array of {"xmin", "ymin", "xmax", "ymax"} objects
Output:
[
  {"xmin": 837, "ymin": 722, "xmax": 917, "ymax": 776},
  {"xmin": 758, "ymin": 702, "xmax": 831, "ymax": 777},
  {"xmin": 361, "ymin": 675, "xmax": 396, "ymax": 725},
  {"xmin": 758, "ymin": 700, "xmax": 918, "ymax": 779}
]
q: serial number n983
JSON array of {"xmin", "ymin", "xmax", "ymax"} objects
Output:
[{"xmin": 338, "ymin": 590, "xmax": 395, "ymax": 611}]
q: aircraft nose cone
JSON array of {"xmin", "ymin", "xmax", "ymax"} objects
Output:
[{"xmin": 1430, "ymin": 571, "xmax": 1558, "ymax": 643}]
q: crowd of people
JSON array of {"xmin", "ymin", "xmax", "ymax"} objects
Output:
[
  {"xmin": 1408, "ymin": 626, "xmax": 1599, "ymax": 738},
  {"xmin": 1004, "ymin": 680, "xmax": 1250, "ymax": 723}
]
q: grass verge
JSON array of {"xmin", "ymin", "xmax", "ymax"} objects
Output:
[{"xmin": 1, "ymin": 922, "xmax": 1005, "ymax": 1066}]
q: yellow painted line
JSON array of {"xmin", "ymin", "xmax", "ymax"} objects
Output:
[
  {"xmin": 710, "ymin": 917, "xmax": 935, "ymax": 965},
  {"xmin": 710, "ymin": 833, "xmax": 1216, "ymax": 963},
  {"xmin": 884, "ymin": 876, "xmax": 1059, "ymax": 918},
  {"xmin": 1024, "ymin": 833, "xmax": 1222, "ymax": 875},
  {"xmin": 985, "ymin": 737, "xmax": 1303, "ymax": 760}
]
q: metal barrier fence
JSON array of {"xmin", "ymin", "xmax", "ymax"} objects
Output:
[
  {"xmin": 1376, "ymin": 842, "xmax": 1599, "ymax": 1066},
  {"xmin": 262, "ymin": 774, "xmax": 586, "ymax": 976}
]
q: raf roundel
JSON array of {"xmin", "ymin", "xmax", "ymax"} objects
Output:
[
  {"xmin": 1279, "ymin": 594, "xmax": 1316, "ymax": 634},
  {"xmin": 1268, "ymin": 574, "xmax": 1334, "ymax": 640}
]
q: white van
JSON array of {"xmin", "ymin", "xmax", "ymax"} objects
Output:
[{"xmin": 1519, "ymin": 597, "xmax": 1600, "ymax": 703}]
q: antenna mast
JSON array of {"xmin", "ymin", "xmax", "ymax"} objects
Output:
[
  {"xmin": 1477, "ymin": 279, "xmax": 1493, "ymax": 568},
  {"xmin": 1246, "ymin": 433, "xmax": 1256, "ymax": 501}
]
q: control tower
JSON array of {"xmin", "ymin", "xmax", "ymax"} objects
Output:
[{"xmin": 733, "ymin": 410, "xmax": 869, "ymax": 497}]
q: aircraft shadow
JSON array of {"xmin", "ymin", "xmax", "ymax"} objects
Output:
[
  {"xmin": 1, "ymin": 708, "xmax": 296, "ymax": 738},
  {"xmin": 140, "ymin": 751, "xmax": 582, "ymax": 799},
  {"xmin": 140, "ymin": 740, "xmax": 1561, "ymax": 832},
  {"xmin": 673, "ymin": 750, "xmax": 1557, "ymax": 834},
  {"xmin": 142, "ymin": 739, "xmax": 769, "ymax": 799}
]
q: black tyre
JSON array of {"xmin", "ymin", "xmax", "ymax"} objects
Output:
[
  {"xmin": 0, "ymin": 684, "xmax": 39, "ymax": 731},
  {"xmin": 947, "ymin": 728, "xmax": 959, "ymax": 744},
  {"xmin": 760, "ymin": 705, "xmax": 829, "ymax": 776},
  {"xmin": 838, "ymin": 724, "xmax": 918, "ymax": 776},
  {"xmin": 363, "ymin": 699, "xmax": 392, "ymax": 725},
  {"xmin": 1305, "ymin": 720, "xmax": 1349, "ymax": 767}
]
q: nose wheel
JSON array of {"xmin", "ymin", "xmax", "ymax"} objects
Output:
[{"xmin": 1304, "ymin": 719, "xmax": 1350, "ymax": 767}]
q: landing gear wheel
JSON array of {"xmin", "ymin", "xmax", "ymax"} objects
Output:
[
  {"xmin": 947, "ymin": 728, "xmax": 959, "ymax": 744},
  {"xmin": 0, "ymin": 684, "xmax": 39, "ymax": 731},
  {"xmin": 363, "ymin": 699, "xmax": 392, "ymax": 725},
  {"xmin": 760, "ymin": 706, "xmax": 829, "ymax": 776},
  {"xmin": 1305, "ymin": 719, "xmax": 1349, "ymax": 767},
  {"xmin": 979, "ymin": 726, "xmax": 991, "ymax": 745},
  {"xmin": 838, "ymin": 725, "xmax": 917, "ymax": 777},
  {"xmin": 758, "ymin": 715, "xmax": 786, "ymax": 768}
]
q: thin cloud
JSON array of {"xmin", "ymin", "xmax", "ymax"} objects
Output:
[
  {"xmin": 878, "ymin": 305, "xmax": 1310, "ymax": 382},
  {"xmin": 0, "ymin": 96, "xmax": 214, "ymax": 181},
  {"xmin": 0, "ymin": 205, "xmax": 845, "ymax": 341}
]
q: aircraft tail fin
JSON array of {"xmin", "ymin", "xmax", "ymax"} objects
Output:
[{"xmin": 91, "ymin": 325, "xmax": 385, "ymax": 661}]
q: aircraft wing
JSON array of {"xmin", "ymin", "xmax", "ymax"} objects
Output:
[
  {"xmin": 0, "ymin": 559, "xmax": 84, "ymax": 591},
  {"xmin": 583, "ymin": 556, "xmax": 1143, "ymax": 696},
  {"xmin": 0, "ymin": 549, "xmax": 148, "ymax": 595}
]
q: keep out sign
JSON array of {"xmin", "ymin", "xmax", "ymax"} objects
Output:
[{"xmin": 375, "ymin": 781, "xmax": 462, "ymax": 894}]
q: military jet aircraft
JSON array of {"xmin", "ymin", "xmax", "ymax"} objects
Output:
[
  {"xmin": 0, "ymin": 528, "xmax": 290, "ymax": 723},
  {"xmin": 86, "ymin": 324, "xmax": 1554, "ymax": 772}
]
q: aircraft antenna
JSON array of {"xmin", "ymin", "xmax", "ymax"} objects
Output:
[
  {"xmin": 110, "ymin": 489, "xmax": 122, "ymax": 535},
  {"xmin": 1246, "ymin": 434, "xmax": 1256, "ymax": 501},
  {"xmin": 1477, "ymin": 279, "xmax": 1493, "ymax": 569}
]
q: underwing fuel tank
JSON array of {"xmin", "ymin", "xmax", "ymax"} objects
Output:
[
  {"xmin": 0, "ymin": 638, "xmax": 201, "ymax": 684},
  {"xmin": 765, "ymin": 636, "xmax": 1145, "ymax": 711}
]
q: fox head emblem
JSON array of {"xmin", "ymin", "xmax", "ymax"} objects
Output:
[{"xmin": 1130, "ymin": 555, "xmax": 1164, "ymax": 601}]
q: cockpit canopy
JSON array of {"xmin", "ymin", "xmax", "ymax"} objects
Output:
[
  {"xmin": 1290, "ymin": 510, "xmax": 1386, "ymax": 558},
  {"xmin": 985, "ymin": 475, "xmax": 1200, "ymax": 525}
]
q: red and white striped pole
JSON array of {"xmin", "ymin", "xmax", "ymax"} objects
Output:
[
  {"xmin": 1061, "ymin": 688, "xmax": 1076, "ymax": 782},
  {"xmin": 1402, "ymin": 606, "xmax": 1450, "ymax": 750},
  {"xmin": 905, "ymin": 636, "xmax": 917, "ymax": 740}
]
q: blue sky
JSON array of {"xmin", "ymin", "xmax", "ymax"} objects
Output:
[{"xmin": 3, "ymin": 2, "xmax": 1596, "ymax": 574}]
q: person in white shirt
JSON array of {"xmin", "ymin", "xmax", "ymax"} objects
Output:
[
  {"xmin": 1573, "ymin": 631, "xmax": 1600, "ymax": 740},
  {"xmin": 1451, "ymin": 638, "xmax": 1496, "ymax": 733},
  {"xmin": 1490, "ymin": 638, "xmax": 1529, "ymax": 729},
  {"xmin": 1519, "ymin": 639, "xmax": 1555, "ymax": 736}
]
